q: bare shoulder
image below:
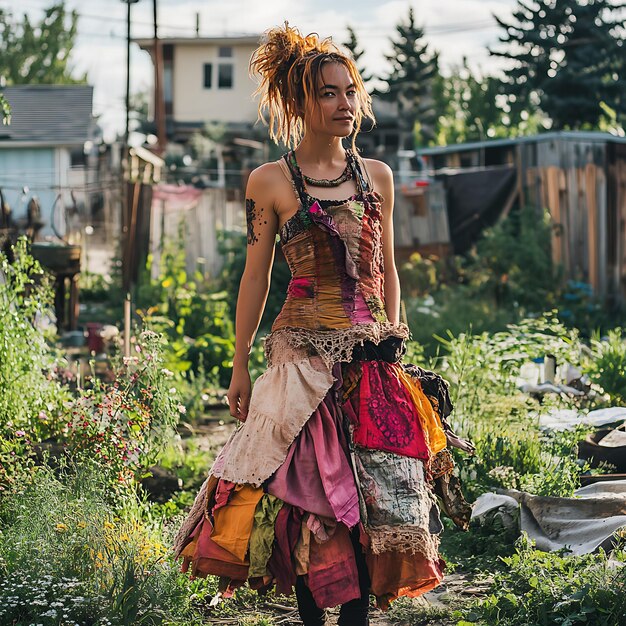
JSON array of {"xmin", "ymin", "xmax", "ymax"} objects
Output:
[
  {"xmin": 246, "ymin": 159, "xmax": 297, "ymax": 221},
  {"xmin": 246, "ymin": 161, "xmax": 285, "ymax": 191},
  {"xmin": 362, "ymin": 158, "xmax": 394, "ymax": 205},
  {"xmin": 363, "ymin": 158, "xmax": 393, "ymax": 180}
]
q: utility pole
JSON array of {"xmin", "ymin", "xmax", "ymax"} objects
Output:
[
  {"xmin": 124, "ymin": 0, "xmax": 140, "ymax": 147},
  {"xmin": 153, "ymin": 0, "xmax": 167, "ymax": 153},
  {"xmin": 121, "ymin": 0, "xmax": 140, "ymax": 300}
]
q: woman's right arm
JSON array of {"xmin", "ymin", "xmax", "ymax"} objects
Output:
[{"xmin": 227, "ymin": 165, "xmax": 279, "ymax": 421}]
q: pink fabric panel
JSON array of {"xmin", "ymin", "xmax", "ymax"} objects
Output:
[
  {"xmin": 266, "ymin": 387, "xmax": 360, "ymax": 529},
  {"xmin": 355, "ymin": 361, "xmax": 429, "ymax": 459}
]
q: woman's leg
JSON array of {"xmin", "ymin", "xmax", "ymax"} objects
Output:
[
  {"xmin": 338, "ymin": 528, "xmax": 371, "ymax": 626},
  {"xmin": 295, "ymin": 575, "xmax": 327, "ymax": 626}
]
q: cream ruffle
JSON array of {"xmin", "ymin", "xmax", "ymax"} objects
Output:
[
  {"xmin": 211, "ymin": 356, "xmax": 335, "ymax": 487},
  {"xmin": 368, "ymin": 525, "xmax": 440, "ymax": 562},
  {"xmin": 264, "ymin": 321, "xmax": 410, "ymax": 369}
]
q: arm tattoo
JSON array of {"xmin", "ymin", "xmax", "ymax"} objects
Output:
[{"xmin": 246, "ymin": 198, "xmax": 268, "ymax": 245}]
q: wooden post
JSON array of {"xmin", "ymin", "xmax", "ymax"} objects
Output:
[{"xmin": 124, "ymin": 293, "xmax": 131, "ymax": 359}]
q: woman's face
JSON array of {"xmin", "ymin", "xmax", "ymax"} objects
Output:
[{"xmin": 304, "ymin": 62, "xmax": 359, "ymax": 138}]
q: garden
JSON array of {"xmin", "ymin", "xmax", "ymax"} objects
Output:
[{"xmin": 1, "ymin": 204, "xmax": 626, "ymax": 626}]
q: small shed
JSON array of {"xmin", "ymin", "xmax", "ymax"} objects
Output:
[{"xmin": 419, "ymin": 131, "xmax": 626, "ymax": 304}]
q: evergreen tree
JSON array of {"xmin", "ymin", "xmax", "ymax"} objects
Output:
[
  {"xmin": 489, "ymin": 0, "xmax": 626, "ymax": 131},
  {"xmin": 378, "ymin": 7, "xmax": 440, "ymax": 148},
  {"xmin": 343, "ymin": 26, "xmax": 373, "ymax": 89},
  {"xmin": 432, "ymin": 58, "xmax": 547, "ymax": 145},
  {"xmin": 0, "ymin": 2, "xmax": 86, "ymax": 85}
]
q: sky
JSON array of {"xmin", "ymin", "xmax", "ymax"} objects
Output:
[{"xmin": 4, "ymin": 0, "xmax": 522, "ymax": 141}]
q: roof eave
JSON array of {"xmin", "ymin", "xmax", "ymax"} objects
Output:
[
  {"xmin": 0, "ymin": 140, "xmax": 88, "ymax": 148},
  {"xmin": 418, "ymin": 130, "xmax": 626, "ymax": 156},
  {"xmin": 134, "ymin": 35, "xmax": 260, "ymax": 50}
]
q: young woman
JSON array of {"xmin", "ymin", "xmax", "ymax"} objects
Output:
[{"xmin": 174, "ymin": 23, "xmax": 472, "ymax": 626}]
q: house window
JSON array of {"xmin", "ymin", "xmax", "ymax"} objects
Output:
[
  {"xmin": 218, "ymin": 46, "xmax": 233, "ymax": 58},
  {"xmin": 203, "ymin": 63, "xmax": 213, "ymax": 89},
  {"xmin": 70, "ymin": 148, "xmax": 86, "ymax": 167},
  {"xmin": 218, "ymin": 63, "xmax": 233, "ymax": 89},
  {"xmin": 163, "ymin": 44, "xmax": 174, "ymax": 114}
]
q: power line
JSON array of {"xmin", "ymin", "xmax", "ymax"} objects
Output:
[
  {"xmin": 11, "ymin": 1, "xmax": 506, "ymax": 41},
  {"xmin": 12, "ymin": 0, "xmax": 203, "ymax": 33}
]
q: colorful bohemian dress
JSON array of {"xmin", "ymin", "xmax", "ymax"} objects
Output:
[{"xmin": 173, "ymin": 149, "xmax": 471, "ymax": 610}]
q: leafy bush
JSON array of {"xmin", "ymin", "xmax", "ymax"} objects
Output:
[
  {"xmin": 465, "ymin": 205, "xmax": 560, "ymax": 313},
  {"xmin": 460, "ymin": 535, "xmax": 626, "ymax": 626},
  {"xmin": 62, "ymin": 330, "xmax": 184, "ymax": 487},
  {"xmin": 0, "ymin": 462, "xmax": 201, "ymax": 626},
  {"xmin": 404, "ymin": 286, "xmax": 518, "ymax": 356},
  {"xmin": 585, "ymin": 328, "xmax": 626, "ymax": 405},
  {"xmin": 398, "ymin": 252, "xmax": 439, "ymax": 297},
  {"xmin": 437, "ymin": 313, "xmax": 592, "ymax": 499},
  {"xmin": 0, "ymin": 239, "xmax": 71, "ymax": 489}
]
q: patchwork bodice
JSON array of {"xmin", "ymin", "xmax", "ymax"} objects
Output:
[{"xmin": 271, "ymin": 150, "xmax": 389, "ymax": 333}]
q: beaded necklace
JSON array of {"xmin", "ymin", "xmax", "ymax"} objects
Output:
[{"xmin": 296, "ymin": 150, "xmax": 354, "ymax": 188}]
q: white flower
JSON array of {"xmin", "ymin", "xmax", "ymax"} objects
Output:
[{"xmin": 177, "ymin": 404, "xmax": 187, "ymax": 414}]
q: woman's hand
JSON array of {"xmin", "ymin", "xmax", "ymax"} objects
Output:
[{"xmin": 227, "ymin": 365, "xmax": 252, "ymax": 422}]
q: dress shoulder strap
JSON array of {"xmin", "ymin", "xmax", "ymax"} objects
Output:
[
  {"xmin": 281, "ymin": 151, "xmax": 309, "ymax": 207},
  {"xmin": 349, "ymin": 150, "xmax": 373, "ymax": 194},
  {"xmin": 276, "ymin": 157, "xmax": 302, "ymax": 204}
]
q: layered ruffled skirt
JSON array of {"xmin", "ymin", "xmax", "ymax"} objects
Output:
[{"xmin": 174, "ymin": 335, "xmax": 470, "ymax": 610}]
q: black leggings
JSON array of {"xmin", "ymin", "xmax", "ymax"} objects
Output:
[{"xmin": 295, "ymin": 528, "xmax": 370, "ymax": 626}]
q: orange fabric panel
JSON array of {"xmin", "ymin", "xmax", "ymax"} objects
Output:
[
  {"xmin": 366, "ymin": 550, "xmax": 445, "ymax": 610},
  {"xmin": 211, "ymin": 484, "xmax": 265, "ymax": 561},
  {"xmin": 396, "ymin": 367, "xmax": 448, "ymax": 455}
]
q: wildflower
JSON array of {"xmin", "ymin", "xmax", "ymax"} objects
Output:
[
  {"xmin": 15, "ymin": 430, "xmax": 26, "ymax": 437},
  {"xmin": 103, "ymin": 521, "xmax": 115, "ymax": 530},
  {"xmin": 162, "ymin": 368, "xmax": 174, "ymax": 377},
  {"xmin": 55, "ymin": 523, "xmax": 68, "ymax": 533},
  {"xmin": 177, "ymin": 404, "xmax": 187, "ymax": 414}
]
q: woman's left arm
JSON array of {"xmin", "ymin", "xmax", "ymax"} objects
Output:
[{"xmin": 369, "ymin": 159, "xmax": 401, "ymax": 325}]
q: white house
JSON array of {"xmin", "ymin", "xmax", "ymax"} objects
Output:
[{"xmin": 135, "ymin": 35, "xmax": 261, "ymax": 143}]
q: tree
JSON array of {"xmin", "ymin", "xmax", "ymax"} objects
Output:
[
  {"xmin": 378, "ymin": 7, "xmax": 440, "ymax": 148},
  {"xmin": 0, "ymin": 2, "xmax": 86, "ymax": 85},
  {"xmin": 0, "ymin": 94, "xmax": 10, "ymax": 124},
  {"xmin": 489, "ymin": 0, "xmax": 626, "ymax": 131},
  {"xmin": 343, "ymin": 26, "xmax": 373, "ymax": 89},
  {"xmin": 432, "ymin": 58, "xmax": 547, "ymax": 145}
]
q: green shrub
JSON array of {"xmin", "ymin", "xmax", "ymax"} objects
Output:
[
  {"xmin": 62, "ymin": 330, "xmax": 184, "ymax": 489},
  {"xmin": 585, "ymin": 328, "xmax": 626, "ymax": 405},
  {"xmin": 461, "ymin": 536, "xmax": 626, "ymax": 625},
  {"xmin": 0, "ymin": 239, "xmax": 71, "ymax": 489},
  {"xmin": 0, "ymin": 462, "xmax": 201, "ymax": 626}
]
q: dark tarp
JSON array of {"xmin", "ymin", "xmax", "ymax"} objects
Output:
[{"xmin": 435, "ymin": 165, "xmax": 517, "ymax": 254}]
